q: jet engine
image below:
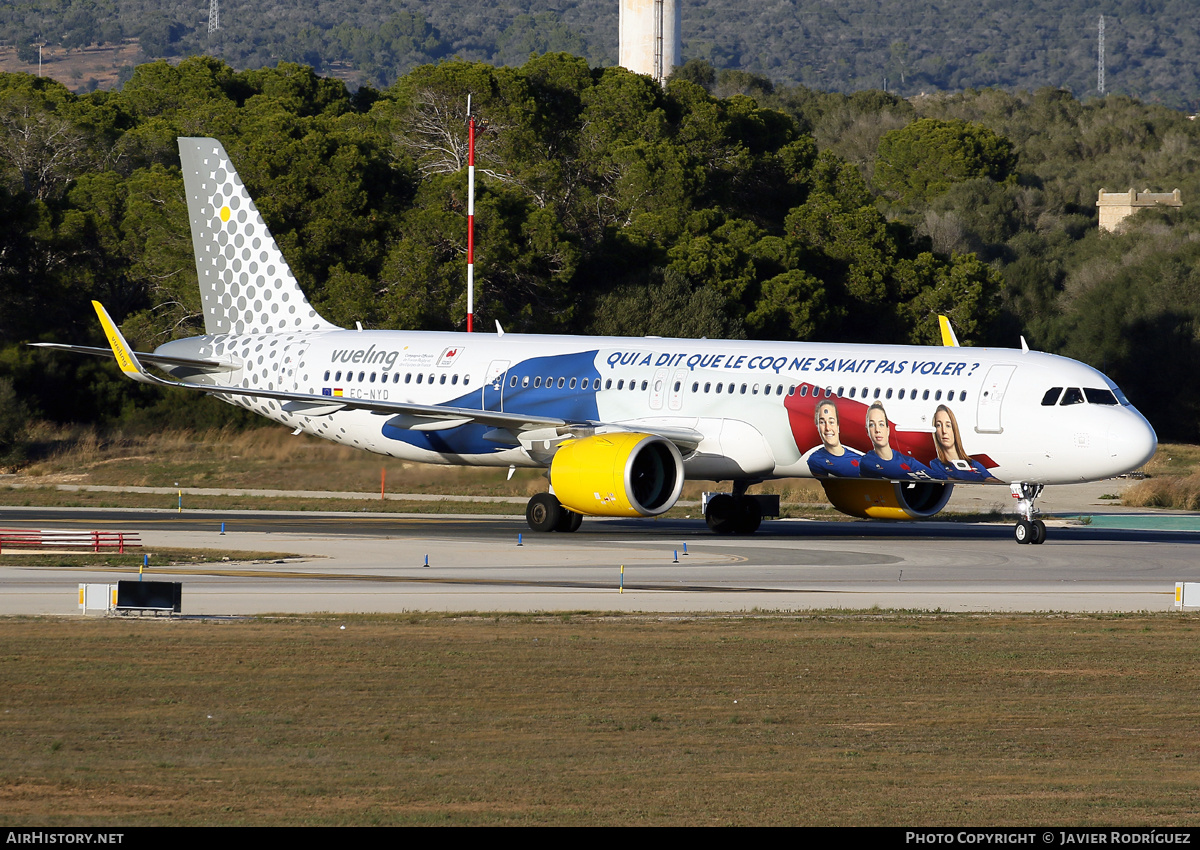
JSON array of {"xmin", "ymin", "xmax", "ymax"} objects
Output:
[
  {"xmin": 819, "ymin": 479, "xmax": 953, "ymax": 520},
  {"xmin": 549, "ymin": 432, "xmax": 684, "ymax": 517}
]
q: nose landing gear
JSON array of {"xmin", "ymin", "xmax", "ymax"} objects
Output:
[{"xmin": 1011, "ymin": 483, "xmax": 1046, "ymax": 544}]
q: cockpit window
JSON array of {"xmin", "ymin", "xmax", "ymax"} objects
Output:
[
  {"xmin": 1041, "ymin": 388, "xmax": 1062, "ymax": 406},
  {"xmin": 1059, "ymin": 387, "xmax": 1085, "ymax": 405},
  {"xmin": 1084, "ymin": 387, "xmax": 1119, "ymax": 405}
]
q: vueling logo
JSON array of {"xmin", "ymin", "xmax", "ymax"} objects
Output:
[{"xmin": 330, "ymin": 345, "xmax": 401, "ymax": 370}]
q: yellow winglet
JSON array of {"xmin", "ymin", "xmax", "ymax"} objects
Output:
[
  {"xmin": 92, "ymin": 301, "xmax": 154, "ymax": 383},
  {"xmin": 938, "ymin": 315, "xmax": 960, "ymax": 347}
]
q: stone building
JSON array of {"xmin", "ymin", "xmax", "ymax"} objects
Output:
[{"xmin": 1096, "ymin": 188, "xmax": 1182, "ymax": 232}]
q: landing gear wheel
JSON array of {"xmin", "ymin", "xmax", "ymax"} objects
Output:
[
  {"xmin": 736, "ymin": 498, "xmax": 762, "ymax": 535},
  {"xmin": 705, "ymin": 494, "xmax": 738, "ymax": 535},
  {"xmin": 527, "ymin": 493, "xmax": 563, "ymax": 533},
  {"xmin": 556, "ymin": 509, "xmax": 583, "ymax": 533},
  {"xmin": 1030, "ymin": 519, "xmax": 1046, "ymax": 545},
  {"xmin": 1014, "ymin": 520, "xmax": 1032, "ymax": 544}
]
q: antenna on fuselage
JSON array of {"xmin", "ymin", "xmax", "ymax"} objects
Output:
[{"xmin": 466, "ymin": 94, "xmax": 476, "ymax": 334}]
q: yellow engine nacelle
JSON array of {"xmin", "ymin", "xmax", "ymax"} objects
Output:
[
  {"xmin": 550, "ymin": 432, "xmax": 684, "ymax": 517},
  {"xmin": 820, "ymin": 479, "xmax": 953, "ymax": 520}
]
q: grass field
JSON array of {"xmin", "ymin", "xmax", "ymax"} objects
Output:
[
  {"xmin": 5, "ymin": 424, "xmax": 833, "ymax": 515},
  {"xmin": 2, "ymin": 613, "xmax": 1199, "ymax": 826}
]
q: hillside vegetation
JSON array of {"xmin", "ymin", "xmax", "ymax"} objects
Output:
[
  {"xmin": 3, "ymin": 1, "xmax": 1199, "ymax": 108},
  {"xmin": 1, "ymin": 55, "xmax": 1198, "ymax": 456}
]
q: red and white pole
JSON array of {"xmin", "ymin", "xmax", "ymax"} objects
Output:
[{"xmin": 466, "ymin": 97, "xmax": 475, "ymax": 333}]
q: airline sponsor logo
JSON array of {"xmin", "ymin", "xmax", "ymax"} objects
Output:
[
  {"xmin": 330, "ymin": 345, "xmax": 401, "ymax": 370},
  {"xmin": 438, "ymin": 347, "xmax": 463, "ymax": 367}
]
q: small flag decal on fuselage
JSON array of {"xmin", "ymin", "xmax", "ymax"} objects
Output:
[{"xmin": 322, "ymin": 388, "xmax": 344, "ymax": 397}]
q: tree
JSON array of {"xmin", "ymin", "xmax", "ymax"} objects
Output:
[
  {"xmin": 590, "ymin": 268, "xmax": 743, "ymax": 339},
  {"xmin": 874, "ymin": 118, "xmax": 1017, "ymax": 205}
]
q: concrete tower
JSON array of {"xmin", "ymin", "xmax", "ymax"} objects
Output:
[{"xmin": 619, "ymin": 0, "xmax": 682, "ymax": 84}]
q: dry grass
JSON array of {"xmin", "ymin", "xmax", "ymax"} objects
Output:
[
  {"xmin": 13, "ymin": 424, "xmax": 830, "ymax": 505},
  {"xmin": 2, "ymin": 613, "xmax": 1200, "ymax": 825},
  {"xmin": 1122, "ymin": 473, "xmax": 1200, "ymax": 511},
  {"xmin": 0, "ymin": 547, "xmax": 301, "ymax": 569},
  {"xmin": 18, "ymin": 424, "xmax": 550, "ymax": 496},
  {"xmin": 1122, "ymin": 443, "xmax": 1200, "ymax": 510},
  {"xmin": 0, "ymin": 43, "xmax": 142, "ymax": 92}
]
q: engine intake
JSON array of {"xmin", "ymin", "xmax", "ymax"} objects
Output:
[{"xmin": 550, "ymin": 432, "xmax": 684, "ymax": 517}]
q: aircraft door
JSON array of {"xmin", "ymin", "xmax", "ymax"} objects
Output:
[
  {"xmin": 668, "ymin": 369, "xmax": 688, "ymax": 411},
  {"xmin": 483, "ymin": 360, "xmax": 510, "ymax": 411},
  {"xmin": 976, "ymin": 364, "xmax": 1016, "ymax": 433}
]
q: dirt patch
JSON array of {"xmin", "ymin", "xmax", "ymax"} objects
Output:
[{"xmin": 0, "ymin": 42, "xmax": 144, "ymax": 92}]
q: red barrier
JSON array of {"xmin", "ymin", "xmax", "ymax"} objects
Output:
[{"xmin": 0, "ymin": 529, "xmax": 142, "ymax": 553}]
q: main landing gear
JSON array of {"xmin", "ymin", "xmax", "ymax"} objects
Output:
[
  {"xmin": 704, "ymin": 481, "xmax": 763, "ymax": 535},
  {"xmin": 1011, "ymin": 482, "xmax": 1046, "ymax": 545},
  {"xmin": 526, "ymin": 492, "xmax": 582, "ymax": 533}
]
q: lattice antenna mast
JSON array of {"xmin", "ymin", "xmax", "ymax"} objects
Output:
[
  {"xmin": 1098, "ymin": 15, "xmax": 1106, "ymax": 95},
  {"xmin": 208, "ymin": 0, "xmax": 220, "ymax": 38}
]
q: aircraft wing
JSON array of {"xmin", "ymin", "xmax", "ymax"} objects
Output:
[{"xmin": 78, "ymin": 301, "xmax": 704, "ymax": 448}]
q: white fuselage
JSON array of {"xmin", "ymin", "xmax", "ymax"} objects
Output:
[{"xmin": 158, "ymin": 329, "xmax": 1158, "ymax": 487}]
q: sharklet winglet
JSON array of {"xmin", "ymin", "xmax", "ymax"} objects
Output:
[
  {"xmin": 938, "ymin": 315, "xmax": 961, "ymax": 347},
  {"xmin": 91, "ymin": 301, "xmax": 157, "ymax": 385}
]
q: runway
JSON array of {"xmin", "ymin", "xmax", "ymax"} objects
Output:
[{"xmin": 2, "ymin": 506, "xmax": 1198, "ymax": 615}]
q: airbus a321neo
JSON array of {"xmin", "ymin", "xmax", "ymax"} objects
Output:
[{"xmin": 37, "ymin": 138, "xmax": 1158, "ymax": 544}]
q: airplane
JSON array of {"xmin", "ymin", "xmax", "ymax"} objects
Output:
[{"xmin": 35, "ymin": 137, "xmax": 1158, "ymax": 544}]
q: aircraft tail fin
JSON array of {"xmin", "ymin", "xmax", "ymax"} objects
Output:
[{"xmin": 177, "ymin": 137, "xmax": 340, "ymax": 336}]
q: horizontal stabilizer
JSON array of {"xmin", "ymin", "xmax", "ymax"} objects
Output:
[{"xmin": 30, "ymin": 342, "xmax": 235, "ymax": 372}]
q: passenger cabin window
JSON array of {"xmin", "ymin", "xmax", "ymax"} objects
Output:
[{"xmin": 1060, "ymin": 387, "xmax": 1085, "ymax": 405}]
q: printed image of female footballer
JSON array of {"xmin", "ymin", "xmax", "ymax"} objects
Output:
[
  {"xmin": 859, "ymin": 402, "xmax": 939, "ymax": 481},
  {"xmin": 806, "ymin": 399, "xmax": 862, "ymax": 478},
  {"xmin": 931, "ymin": 404, "xmax": 998, "ymax": 482}
]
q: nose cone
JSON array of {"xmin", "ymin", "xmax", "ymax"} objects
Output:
[{"xmin": 1109, "ymin": 409, "xmax": 1158, "ymax": 474}]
